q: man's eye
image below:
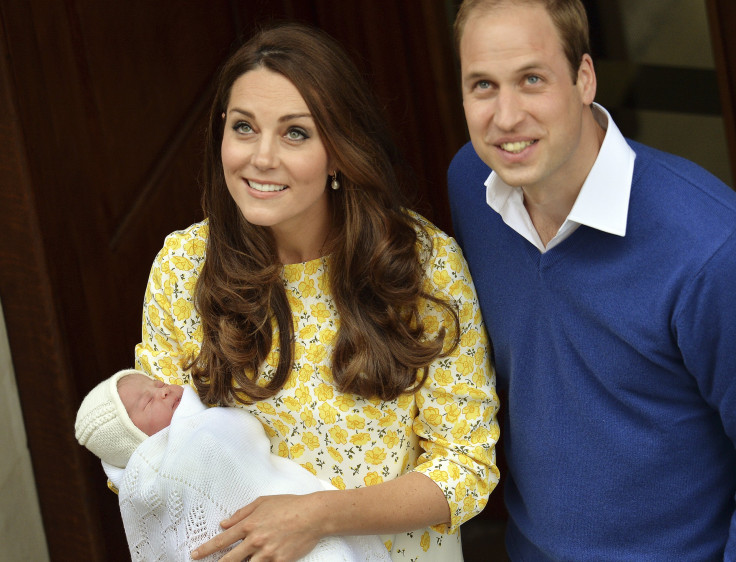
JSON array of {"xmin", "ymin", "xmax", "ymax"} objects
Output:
[
  {"xmin": 476, "ymin": 80, "xmax": 491, "ymax": 90},
  {"xmin": 527, "ymin": 75, "xmax": 541, "ymax": 85}
]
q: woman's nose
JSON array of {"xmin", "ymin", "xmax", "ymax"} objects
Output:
[{"xmin": 252, "ymin": 137, "xmax": 278, "ymax": 170}]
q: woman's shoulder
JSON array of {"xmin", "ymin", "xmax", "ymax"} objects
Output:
[
  {"xmin": 153, "ymin": 220, "xmax": 209, "ymax": 268},
  {"xmin": 404, "ymin": 209, "xmax": 462, "ymax": 262},
  {"xmin": 162, "ymin": 220, "xmax": 209, "ymax": 246}
]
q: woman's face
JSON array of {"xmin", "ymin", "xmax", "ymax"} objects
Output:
[{"xmin": 221, "ymin": 68, "xmax": 332, "ymax": 259}]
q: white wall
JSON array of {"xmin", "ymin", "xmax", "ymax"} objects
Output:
[{"xmin": 0, "ymin": 298, "xmax": 49, "ymax": 561}]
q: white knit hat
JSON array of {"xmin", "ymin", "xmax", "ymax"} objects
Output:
[{"xmin": 75, "ymin": 369, "xmax": 149, "ymax": 468}]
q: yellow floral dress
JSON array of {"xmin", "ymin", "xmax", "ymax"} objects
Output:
[{"xmin": 134, "ymin": 216, "xmax": 500, "ymax": 561}]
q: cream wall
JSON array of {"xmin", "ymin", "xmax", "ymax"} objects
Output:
[{"xmin": 0, "ymin": 298, "xmax": 49, "ymax": 561}]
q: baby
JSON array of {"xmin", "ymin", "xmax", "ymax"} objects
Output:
[{"xmin": 75, "ymin": 369, "xmax": 390, "ymax": 562}]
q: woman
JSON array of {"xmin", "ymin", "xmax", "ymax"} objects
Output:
[{"xmin": 135, "ymin": 22, "xmax": 499, "ymax": 561}]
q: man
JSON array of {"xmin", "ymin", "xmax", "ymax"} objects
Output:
[{"xmin": 447, "ymin": 0, "xmax": 736, "ymax": 559}]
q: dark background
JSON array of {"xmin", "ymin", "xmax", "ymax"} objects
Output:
[{"xmin": 1, "ymin": 1, "xmax": 735, "ymax": 560}]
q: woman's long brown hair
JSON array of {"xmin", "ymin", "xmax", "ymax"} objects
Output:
[{"xmin": 192, "ymin": 23, "xmax": 459, "ymax": 405}]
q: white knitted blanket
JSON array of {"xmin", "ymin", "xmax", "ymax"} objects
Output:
[{"xmin": 104, "ymin": 387, "xmax": 390, "ymax": 561}]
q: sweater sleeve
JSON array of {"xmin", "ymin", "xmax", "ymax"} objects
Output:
[
  {"xmin": 134, "ymin": 223, "xmax": 207, "ymax": 384},
  {"xmin": 410, "ymin": 226, "xmax": 500, "ymax": 533},
  {"xmin": 675, "ymin": 229, "xmax": 736, "ymax": 557}
]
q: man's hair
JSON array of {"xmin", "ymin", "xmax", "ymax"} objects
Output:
[{"xmin": 454, "ymin": 0, "xmax": 591, "ymax": 82}]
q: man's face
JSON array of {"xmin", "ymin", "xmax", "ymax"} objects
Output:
[
  {"xmin": 118, "ymin": 373, "xmax": 184, "ymax": 436},
  {"xmin": 460, "ymin": 2, "xmax": 596, "ymax": 195}
]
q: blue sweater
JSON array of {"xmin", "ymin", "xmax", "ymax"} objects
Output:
[{"xmin": 448, "ymin": 139, "xmax": 736, "ymax": 561}]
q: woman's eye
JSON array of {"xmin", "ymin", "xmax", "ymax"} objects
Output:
[
  {"xmin": 476, "ymin": 80, "xmax": 491, "ymax": 90},
  {"xmin": 233, "ymin": 121, "xmax": 253, "ymax": 134},
  {"xmin": 286, "ymin": 128, "xmax": 308, "ymax": 141}
]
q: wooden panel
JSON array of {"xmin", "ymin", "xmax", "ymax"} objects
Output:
[
  {"xmin": 707, "ymin": 0, "xmax": 736, "ymax": 183},
  {"xmin": 0, "ymin": 11, "xmax": 113, "ymax": 558},
  {"xmin": 0, "ymin": 0, "xmax": 235, "ymax": 558}
]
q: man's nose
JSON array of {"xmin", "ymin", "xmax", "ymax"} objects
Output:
[{"xmin": 493, "ymin": 88, "xmax": 525, "ymax": 131}]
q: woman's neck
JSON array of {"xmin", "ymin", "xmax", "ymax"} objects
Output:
[{"xmin": 272, "ymin": 219, "xmax": 332, "ymax": 264}]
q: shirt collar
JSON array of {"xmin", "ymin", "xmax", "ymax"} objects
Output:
[{"xmin": 485, "ymin": 103, "xmax": 636, "ymax": 241}]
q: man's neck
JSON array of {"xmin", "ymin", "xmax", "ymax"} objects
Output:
[{"xmin": 522, "ymin": 109, "xmax": 607, "ymax": 246}]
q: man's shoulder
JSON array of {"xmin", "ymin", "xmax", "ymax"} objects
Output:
[
  {"xmin": 448, "ymin": 141, "xmax": 491, "ymax": 191},
  {"xmin": 627, "ymin": 140, "xmax": 736, "ymax": 259},
  {"xmin": 628, "ymin": 140, "xmax": 731, "ymax": 192}
]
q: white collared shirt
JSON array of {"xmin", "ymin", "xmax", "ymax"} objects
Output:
[{"xmin": 484, "ymin": 104, "xmax": 636, "ymax": 253}]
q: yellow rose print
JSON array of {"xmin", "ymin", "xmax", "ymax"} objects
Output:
[
  {"xmin": 256, "ymin": 402, "xmax": 276, "ymax": 415},
  {"xmin": 316, "ymin": 383, "xmax": 334, "ymax": 401},
  {"xmin": 300, "ymin": 408, "xmax": 317, "ymax": 427},
  {"xmin": 433, "ymin": 368, "xmax": 454, "ymax": 386},
  {"xmin": 283, "ymin": 266, "xmax": 301, "ymax": 283},
  {"xmin": 346, "ymin": 414, "xmax": 365, "ymax": 430},
  {"xmin": 362, "ymin": 405, "xmax": 382, "ymax": 419},
  {"xmin": 379, "ymin": 410, "xmax": 397, "ymax": 427},
  {"xmin": 420, "ymin": 531, "xmax": 431, "ymax": 552},
  {"xmin": 164, "ymin": 236, "xmax": 181, "ymax": 251},
  {"xmin": 290, "ymin": 443, "xmax": 305, "ymax": 458},
  {"xmin": 301, "ymin": 462, "xmax": 317, "ymax": 475},
  {"xmin": 298, "ymin": 278, "xmax": 317, "ymax": 298},
  {"xmin": 305, "ymin": 259, "xmax": 320, "ymax": 276},
  {"xmin": 334, "ymin": 395, "xmax": 356, "ymax": 412},
  {"xmin": 424, "ymin": 407, "xmax": 443, "ymax": 426},
  {"xmin": 328, "ymin": 426, "xmax": 348, "ymax": 444},
  {"xmin": 319, "ymin": 403, "xmax": 337, "ymax": 424},
  {"xmin": 310, "ymin": 302, "xmax": 331, "ymax": 323},
  {"xmin": 306, "ymin": 342, "xmax": 327, "ymax": 363},
  {"xmin": 463, "ymin": 402, "xmax": 481, "ymax": 420},
  {"xmin": 286, "ymin": 292, "xmax": 304, "ymax": 313},
  {"xmin": 278, "ymin": 411, "xmax": 296, "ymax": 425},
  {"xmin": 451, "ymin": 420, "xmax": 471, "ymax": 441},
  {"xmin": 382, "ymin": 431, "xmax": 399, "ymax": 448},
  {"xmin": 364, "ymin": 472, "xmax": 383, "ymax": 486},
  {"xmin": 432, "ymin": 269, "xmax": 452, "ymax": 288},
  {"xmin": 461, "ymin": 329, "xmax": 480, "ymax": 348},
  {"xmin": 273, "ymin": 419, "xmax": 289, "ymax": 436},
  {"xmin": 183, "ymin": 238, "xmax": 205, "ymax": 257},
  {"xmin": 295, "ymin": 386, "xmax": 311, "ymax": 405},
  {"xmin": 350, "ymin": 433, "xmax": 371, "ymax": 446},
  {"xmin": 302, "ymin": 432, "xmax": 320, "ymax": 450},
  {"xmin": 318, "ymin": 328, "xmax": 336, "ymax": 345},
  {"xmin": 365, "ymin": 447, "xmax": 387, "ymax": 465},
  {"xmin": 430, "ymin": 469, "xmax": 449, "ymax": 483},
  {"xmin": 171, "ymin": 256, "xmax": 194, "ymax": 271},
  {"xmin": 444, "ymin": 403, "xmax": 462, "ymax": 423},
  {"xmin": 299, "ymin": 324, "xmax": 318, "ymax": 340}
]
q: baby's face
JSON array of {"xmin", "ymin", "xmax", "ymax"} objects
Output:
[{"xmin": 118, "ymin": 373, "xmax": 184, "ymax": 436}]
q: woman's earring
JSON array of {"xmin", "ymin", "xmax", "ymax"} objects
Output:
[{"xmin": 331, "ymin": 171, "xmax": 340, "ymax": 190}]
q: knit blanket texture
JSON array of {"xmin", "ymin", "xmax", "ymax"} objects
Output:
[{"xmin": 104, "ymin": 386, "xmax": 390, "ymax": 561}]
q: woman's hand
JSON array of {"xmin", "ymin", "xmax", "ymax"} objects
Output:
[{"xmin": 190, "ymin": 493, "xmax": 327, "ymax": 561}]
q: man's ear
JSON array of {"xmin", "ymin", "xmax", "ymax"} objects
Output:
[{"xmin": 577, "ymin": 54, "xmax": 597, "ymax": 105}]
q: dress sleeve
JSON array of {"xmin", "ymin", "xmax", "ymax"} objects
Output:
[
  {"xmin": 410, "ymin": 228, "xmax": 500, "ymax": 533},
  {"xmin": 134, "ymin": 225, "xmax": 206, "ymax": 384}
]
